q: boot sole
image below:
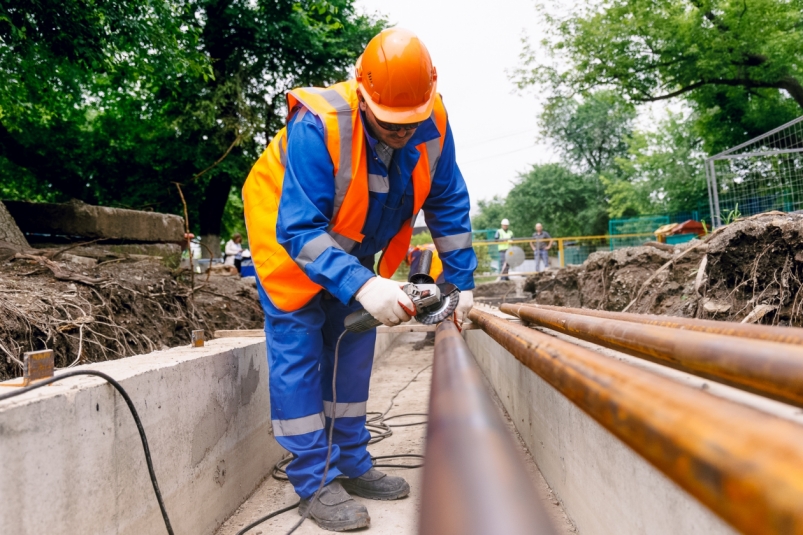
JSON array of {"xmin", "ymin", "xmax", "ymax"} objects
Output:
[
  {"xmin": 340, "ymin": 484, "xmax": 410, "ymax": 501},
  {"xmin": 298, "ymin": 505, "xmax": 371, "ymax": 532}
]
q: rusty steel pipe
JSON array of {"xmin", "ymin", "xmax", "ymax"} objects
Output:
[
  {"xmin": 419, "ymin": 320, "xmax": 557, "ymax": 535},
  {"xmin": 502, "ymin": 303, "xmax": 803, "ymax": 408},
  {"xmin": 468, "ymin": 308, "xmax": 803, "ymax": 535},
  {"xmin": 524, "ymin": 303, "xmax": 803, "ymax": 346}
]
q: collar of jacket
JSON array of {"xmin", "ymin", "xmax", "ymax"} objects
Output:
[{"xmin": 360, "ymin": 109, "xmax": 441, "ymax": 165}]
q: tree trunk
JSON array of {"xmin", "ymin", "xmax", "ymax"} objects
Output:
[
  {"xmin": 200, "ymin": 234, "xmax": 222, "ymax": 260},
  {"xmin": 198, "ymin": 172, "xmax": 233, "ymax": 258},
  {"xmin": 0, "ymin": 200, "xmax": 29, "ymax": 248}
]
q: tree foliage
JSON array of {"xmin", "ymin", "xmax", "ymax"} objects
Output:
[
  {"xmin": 472, "ymin": 164, "xmax": 606, "ymax": 238},
  {"xmin": 0, "ymin": 0, "xmax": 385, "ymax": 252},
  {"xmin": 540, "ymin": 90, "xmax": 636, "ymax": 176},
  {"xmin": 611, "ymin": 111, "xmax": 710, "ymax": 217},
  {"xmin": 516, "ymin": 0, "xmax": 803, "ymax": 152},
  {"xmin": 470, "ymin": 196, "xmax": 507, "ymax": 234}
]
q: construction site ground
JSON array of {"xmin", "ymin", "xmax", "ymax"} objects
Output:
[
  {"xmin": 0, "ymin": 248, "xmax": 263, "ymax": 380},
  {"xmin": 4, "ymin": 212, "xmax": 800, "ymax": 380},
  {"xmin": 215, "ymin": 332, "xmax": 576, "ymax": 535},
  {"xmin": 508, "ymin": 213, "xmax": 803, "ymax": 326}
]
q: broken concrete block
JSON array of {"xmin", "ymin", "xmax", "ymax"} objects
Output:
[{"xmin": 3, "ymin": 199, "xmax": 184, "ymax": 243}]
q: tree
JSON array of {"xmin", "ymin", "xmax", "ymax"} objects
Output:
[
  {"xmin": 516, "ymin": 0, "xmax": 803, "ymax": 152},
  {"xmin": 472, "ymin": 164, "xmax": 606, "ymax": 239},
  {"xmin": 470, "ymin": 196, "xmax": 507, "ymax": 234},
  {"xmin": 0, "ymin": 0, "xmax": 385, "ymax": 255},
  {"xmin": 611, "ymin": 111, "xmax": 710, "ymax": 217},
  {"xmin": 540, "ymin": 91, "xmax": 636, "ymax": 177},
  {"xmin": 187, "ymin": 0, "xmax": 385, "ymax": 255},
  {"xmin": 0, "ymin": 0, "xmax": 209, "ymax": 201},
  {"xmin": 506, "ymin": 164, "xmax": 607, "ymax": 237},
  {"xmin": 0, "ymin": 200, "xmax": 27, "ymax": 248}
]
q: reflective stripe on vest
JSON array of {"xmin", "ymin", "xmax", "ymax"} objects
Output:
[{"xmin": 243, "ymin": 80, "xmax": 449, "ymax": 312}]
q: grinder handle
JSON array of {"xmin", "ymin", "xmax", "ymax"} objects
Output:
[{"xmin": 344, "ymin": 308, "xmax": 383, "ymax": 333}]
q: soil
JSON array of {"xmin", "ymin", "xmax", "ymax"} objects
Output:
[
  {"xmin": 492, "ymin": 212, "xmax": 803, "ymax": 326},
  {"xmin": 0, "ymin": 244, "xmax": 263, "ymax": 380}
]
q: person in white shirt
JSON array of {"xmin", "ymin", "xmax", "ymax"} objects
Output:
[{"xmin": 224, "ymin": 233, "xmax": 244, "ymax": 272}]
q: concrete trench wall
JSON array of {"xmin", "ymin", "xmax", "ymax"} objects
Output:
[
  {"xmin": 0, "ymin": 332, "xmax": 404, "ymax": 535},
  {"xmin": 464, "ymin": 329, "xmax": 736, "ymax": 535},
  {"xmin": 0, "ymin": 338, "xmax": 283, "ymax": 535}
]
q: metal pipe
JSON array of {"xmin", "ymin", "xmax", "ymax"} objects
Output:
[
  {"xmin": 468, "ymin": 308, "xmax": 803, "ymax": 535},
  {"xmin": 419, "ymin": 320, "xmax": 558, "ymax": 535},
  {"xmin": 522, "ymin": 303, "xmax": 803, "ymax": 346},
  {"xmin": 502, "ymin": 303, "xmax": 803, "ymax": 408}
]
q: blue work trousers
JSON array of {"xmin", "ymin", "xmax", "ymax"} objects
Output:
[
  {"xmin": 256, "ymin": 281, "xmax": 376, "ymax": 499},
  {"xmin": 535, "ymin": 249, "xmax": 549, "ymax": 272}
]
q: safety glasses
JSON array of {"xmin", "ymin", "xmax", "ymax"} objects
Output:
[{"xmin": 374, "ymin": 117, "xmax": 423, "ymax": 132}]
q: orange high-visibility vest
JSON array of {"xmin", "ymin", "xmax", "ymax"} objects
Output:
[{"xmin": 243, "ymin": 80, "xmax": 448, "ymax": 312}]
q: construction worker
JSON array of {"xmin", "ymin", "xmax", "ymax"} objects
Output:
[
  {"xmin": 495, "ymin": 218, "xmax": 513, "ymax": 281},
  {"xmin": 243, "ymin": 28, "xmax": 476, "ymax": 531}
]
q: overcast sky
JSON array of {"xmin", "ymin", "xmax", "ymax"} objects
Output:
[{"xmin": 355, "ymin": 0, "xmax": 555, "ymax": 212}]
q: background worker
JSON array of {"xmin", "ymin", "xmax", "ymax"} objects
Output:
[
  {"xmin": 223, "ymin": 233, "xmax": 244, "ymax": 273},
  {"xmin": 242, "ymin": 28, "xmax": 477, "ymax": 532},
  {"xmin": 530, "ymin": 223, "xmax": 553, "ymax": 272},
  {"xmin": 495, "ymin": 218, "xmax": 513, "ymax": 281}
]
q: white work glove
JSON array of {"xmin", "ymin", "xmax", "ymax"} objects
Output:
[
  {"xmin": 455, "ymin": 290, "xmax": 474, "ymax": 325},
  {"xmin": 355, "ymin": 277, "xmax": 415, "ymax": 327}
]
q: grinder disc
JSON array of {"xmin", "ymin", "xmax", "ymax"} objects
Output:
[{"xmin": 416, "ymin": 283, "xmax": 460, "ymax": 325}]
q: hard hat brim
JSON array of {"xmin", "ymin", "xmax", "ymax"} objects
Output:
[{"xmin": 357, "ymin": 81, "xmax": 438, "ymax": 124}]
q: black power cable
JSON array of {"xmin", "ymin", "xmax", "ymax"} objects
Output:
[{"xmin": 0, "ymin": 370, "xmax": 175, "ymax": 535}]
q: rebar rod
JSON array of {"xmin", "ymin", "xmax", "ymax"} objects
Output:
[
  {"xmin": 468, "ymin": 308, "xmax": 803, "ymax": 535},
  {"xmin": 419, "ymin": 320, "xmax": 557, "ymax": 535},
  {"xmin": 522, "ymin": 303, "xmax": 803, "ymax": 346},
  {"xmin": 502, "ymin": 303, "xmax": 803, "ymax": 408}
]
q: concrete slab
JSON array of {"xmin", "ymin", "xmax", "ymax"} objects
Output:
[
  {"xmin": 4, "ymin": 199, "xmax": 185, "ymax": 243},
  {"xmin": 216, "ymin": 333, "xmax": 576, "ymax": 535}
]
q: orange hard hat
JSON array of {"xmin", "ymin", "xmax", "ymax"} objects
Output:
[{"xmin": 355, "ymin": 28, "xmax": 438, "ymax": 124}]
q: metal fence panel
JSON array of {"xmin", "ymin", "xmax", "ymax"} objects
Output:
[{"xmin": 707, "ymin": 115, "xmax": 803, "ymax": 226}]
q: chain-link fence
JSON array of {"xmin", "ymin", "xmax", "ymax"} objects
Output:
[{"xmin": 706, "ymin": 115, "xmax": 803, "ymax": 226}]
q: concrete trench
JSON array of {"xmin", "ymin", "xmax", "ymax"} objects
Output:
[{"xmin": 1, "ymin": 322, "xmax": 742, "ymax": 534}]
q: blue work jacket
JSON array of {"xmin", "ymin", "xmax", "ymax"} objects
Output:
[{"xmin": 276, "ymin": 105, "xmax": 477, "ymax": 306}]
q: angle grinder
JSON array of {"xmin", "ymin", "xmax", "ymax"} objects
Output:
[{"xmin": 344, "ymin": 249, "xmax": 460, "ymax": 333}]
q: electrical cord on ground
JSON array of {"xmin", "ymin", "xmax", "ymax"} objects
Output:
[
  {"xmin": 239, "ymin": 347, "xmax": 432, "ymax": 534},
  {"xmin": 280, "ymin": 329, "xmax": 346, "ymax": 535},
  {"xmin": 0, "ymin": 370, "xmax": 175, "ymax": 535}
]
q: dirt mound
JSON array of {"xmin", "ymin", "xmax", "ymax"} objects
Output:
[
  {"xmin": 522, "ymin": 212, "xmax": 803, "ymax": 325},
  {"xmin": 0, "ymin": 248, "xmax": 263, "ymax": 380},
  {"xmin": 473, "ymin": 280, "xmax": 517, "ymax": 298},
  {"xmin": 524, "ymin": 245, "xmax": 684, "ymax": 312},
  {"xmin": 701, "ymin": 212, "xmax": 803, "ymax": 323}
]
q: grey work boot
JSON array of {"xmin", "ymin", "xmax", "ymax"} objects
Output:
[
  {"xmin": 298, "ymin": 481, "xmax": 370, "ymax": 532},
  {"xmin": 340, "ymin": 468, "xmax": 410, "ymax": 501}
]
